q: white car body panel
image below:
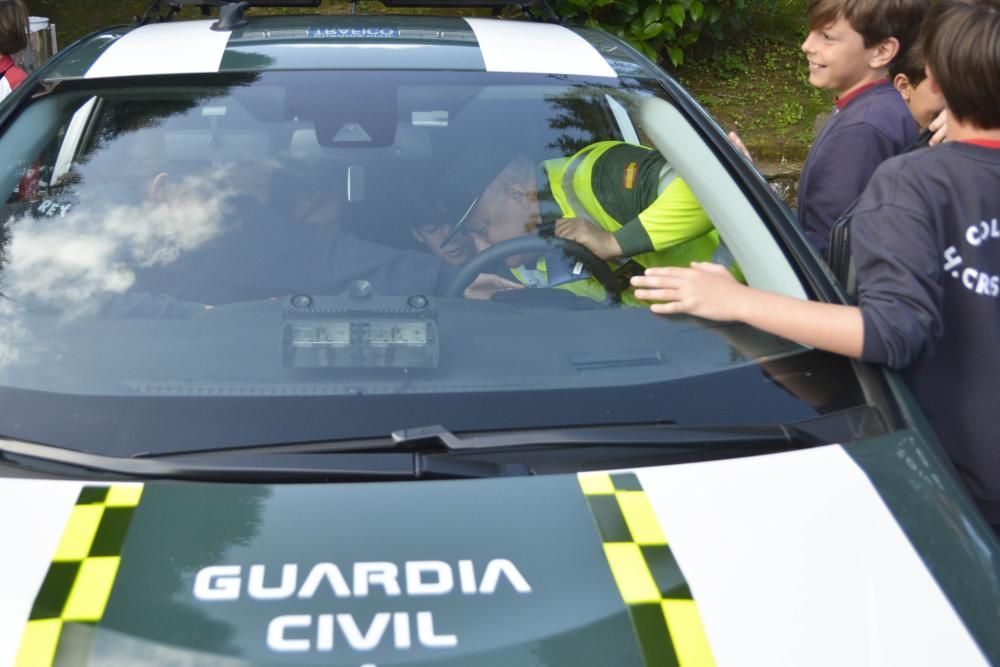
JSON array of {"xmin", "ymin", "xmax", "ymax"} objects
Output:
[
  {"xmin": 464, "ymin": 19, "xmax": 617, "ymax": 77},
  {"xmin": 85, "ymin": 21, "xmax": 230, "ymax": 79},
  {"xmin": 0, "ymin": 480, "xmax": 86, "ymax": 667},
  {"xmin": 636, "ymin": 445, "xmax": 987, "ymax": 666}
]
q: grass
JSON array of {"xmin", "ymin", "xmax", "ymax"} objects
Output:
[{"xmin": 674, "ymin": 0, "xmax": 827, "ymax": 172}]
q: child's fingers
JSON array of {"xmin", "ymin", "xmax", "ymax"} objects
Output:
[
  {"xmin": 689, "ymin": 261, "xmax": 730, "ymax": 275},
  {"xmin": 632, "ymin": 287, "xmax": 678, "ymax": 302},
  {"xmin": 928, "ymin": 110, "xmax": 949, "ymax": 145},
  {"xmin": 630, "ymin": 275, "xmax": 685, "ymax": 291},
  {"xmin": 650, "ymin": 301, "xmax": 684, "ymax": 315},
  {"xmin": 727, "ymin": 131, "xmax": 753, "ymax": 162},
  {"xmin": 631, "ymin": 268, "xmax": 689, "ymax": 286},
  {"xmin": 637, "ymin": 266, "xmax": 686, "ymax": 277}
]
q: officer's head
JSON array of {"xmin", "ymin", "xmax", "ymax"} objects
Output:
[
  {"xmin": 437, "ymin": 154, "xmax": 539, "ymax": 264},
  {"xmin": 463, "ymin": 157, "xmax": 540, "ymax": 253}
]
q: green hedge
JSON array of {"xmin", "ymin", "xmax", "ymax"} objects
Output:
[{"xmin": 551, "ymin": 0, "xmax": 775, "ymax": 66}]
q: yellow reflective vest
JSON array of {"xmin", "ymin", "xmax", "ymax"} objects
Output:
[{"xmin": 517, "ymin": 141, "xmax": 730, "ymax": 304}]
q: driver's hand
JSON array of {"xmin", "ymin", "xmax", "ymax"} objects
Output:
[
  {"xmin": 554, "ymin": 218, "xmax": 622, "ymax": 260},
  {"xmin": 464, "ymin": 273, "xmax": 523, "ymax": 299}
]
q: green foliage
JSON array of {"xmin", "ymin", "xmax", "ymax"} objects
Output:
[
  {"xmin": 552, "ymin": 0, "xmax": 776, "ymax": 66},
  {"xmin": 673, "ymin": 0, "xmax": 826, "ymax": 167}
]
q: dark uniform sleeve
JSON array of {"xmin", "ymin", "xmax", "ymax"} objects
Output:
[
  {"xmin": 587, "ymin": 144, "xmax": 711, "ymax": 258},
  {"xmin": 853, "ymin": 161, "xmax": 943, "ymax": 369}
]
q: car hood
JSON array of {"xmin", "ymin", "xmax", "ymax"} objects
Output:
[{"xmin": 0, "ymin": 444, "xmax": 990, "ymax": 666}]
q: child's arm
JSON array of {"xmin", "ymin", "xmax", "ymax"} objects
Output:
[{"xmin": 631, "ymin": 262, "xmax": 864, "ymax": 358}]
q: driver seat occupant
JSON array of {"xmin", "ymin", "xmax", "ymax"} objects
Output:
[{"xmin": 435, "ymin": 141, "xmax": 734, "ymax": 304}]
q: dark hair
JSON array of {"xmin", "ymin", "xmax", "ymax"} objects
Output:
[
  {"xmin": 807, "ymin": 0, "xmax": 930, "ymax": 64},
  {"xmin": 890, "ymin": 39, "xmax": 927, "ymax": 85},
  {"xmin": 0, "ymin": 0, "xmax": 28, "ymax": 56},
  {"xmin": 921, "ymin": 0, "xmax": 1000, "ymax": 129}
]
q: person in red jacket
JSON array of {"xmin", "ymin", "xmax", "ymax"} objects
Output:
[{"xmin": 0, "ymin": 0, "xmax": 28, "ymax": 103}]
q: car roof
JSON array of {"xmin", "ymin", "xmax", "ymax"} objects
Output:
[{"xmin": 44, "ymin": 14, "xmax": 661, "ymax": 82}]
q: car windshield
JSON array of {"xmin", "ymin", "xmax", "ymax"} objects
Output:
[{"xmin": 0, "ymin": 69, "xmax": 871, "ymax": 457}]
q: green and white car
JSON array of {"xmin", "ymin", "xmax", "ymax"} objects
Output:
[{"xmin": 1, "ymin": 1, "xmax": 998, "ymax": 665}]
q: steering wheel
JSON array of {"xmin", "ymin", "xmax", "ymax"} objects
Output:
[{"xmin": 443, "ymin": 235, "xmax": 623, "ymax": 303}]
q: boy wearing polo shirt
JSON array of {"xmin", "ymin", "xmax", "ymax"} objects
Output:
[
  {"xmin": 633, "ymin": 0, "xmax": 1000, "ymax": 537},
  {"xmin": 795, "ymin": 0, "xmax": 927, "ymax": 255}
]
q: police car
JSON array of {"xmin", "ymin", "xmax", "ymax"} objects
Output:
[{"xmin": 0, "ymin": 1, "xmax": 998, "ymax": 665}]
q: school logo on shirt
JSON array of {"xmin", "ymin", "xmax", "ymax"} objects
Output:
[
  {"xmin": 942, "ymin": 217, "xmax": 1000, "ymax": 298},
  {"xmin": 623, "ymin": 162, "xmax": 638, "ymax": 190}
]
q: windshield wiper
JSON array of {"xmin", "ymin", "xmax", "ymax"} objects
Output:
[
  {"xmin": 151, "ymin": 421, "xmax": 819, "ymax": 459},
  {"xmin": 0, "ymin": 436, "xmax": 520, "ymax": 482},
  {"xmin": 388, "ymin": 423, "xmax": 818, "ymax": 452}
]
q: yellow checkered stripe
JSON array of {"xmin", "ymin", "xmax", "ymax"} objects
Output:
[
  {"xmin": 579, "ymin": 472, "xmax": 715, "ymax": 667},
  {"xmin": 16, "ymin": 484, "xmax": 144, "ymax": 667}
]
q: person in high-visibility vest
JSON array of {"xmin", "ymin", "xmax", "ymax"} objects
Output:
[{"xmin": 436, "ymin": 141, "xmax": 734, "ymax": 304}]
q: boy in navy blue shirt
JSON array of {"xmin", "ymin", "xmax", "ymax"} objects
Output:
[
  {"xmin": 634, "ymin": 0, "xmax": 1000, "ymax": 537},
  {"xmin": 728, "ymin": 0, "xmax": 926, "ymax": 255},
  {"xmin": 796, "ymin": 0, "xmax": 926, "ymax": 255}
]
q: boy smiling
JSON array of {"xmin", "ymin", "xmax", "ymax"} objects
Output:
[{"xmin": 795, "ymin": 0, "xmax": 927, "ymax": 255}]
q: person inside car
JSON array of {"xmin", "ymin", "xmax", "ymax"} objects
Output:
[
  {"xmin": 407, "ymin": 197, "xmax": 476, "ymax": 267},
  {"xmin": 435, "ymin": 140, "xmax": 727, "ymax": 302},
  {"xmin": 272, "ymin": 166, "xmax": 518, "ymax": 300}
]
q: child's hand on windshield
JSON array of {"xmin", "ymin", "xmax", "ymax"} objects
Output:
[
  {"xmin": 554, "ymin": 218, "xmax": 622, "ymax": 260},
  {"xmin": 631, "ymin": 262, "xmax": 746, "ymax": 321}
]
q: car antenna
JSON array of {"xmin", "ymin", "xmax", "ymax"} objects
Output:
[
  {"xmin": 522, "ymin": 0, "xmax": 560, "ymax": 23},
  {"xmin": 135, "ymin": 0, "xmax": 184, "ymax": 26},
  {"xmin": 211, "ymin": 1, "xmax": 251, "ymax": 30},
  {"xmin": 150, "ymin": 0, "xmax": 323, "ymax": 31}
]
